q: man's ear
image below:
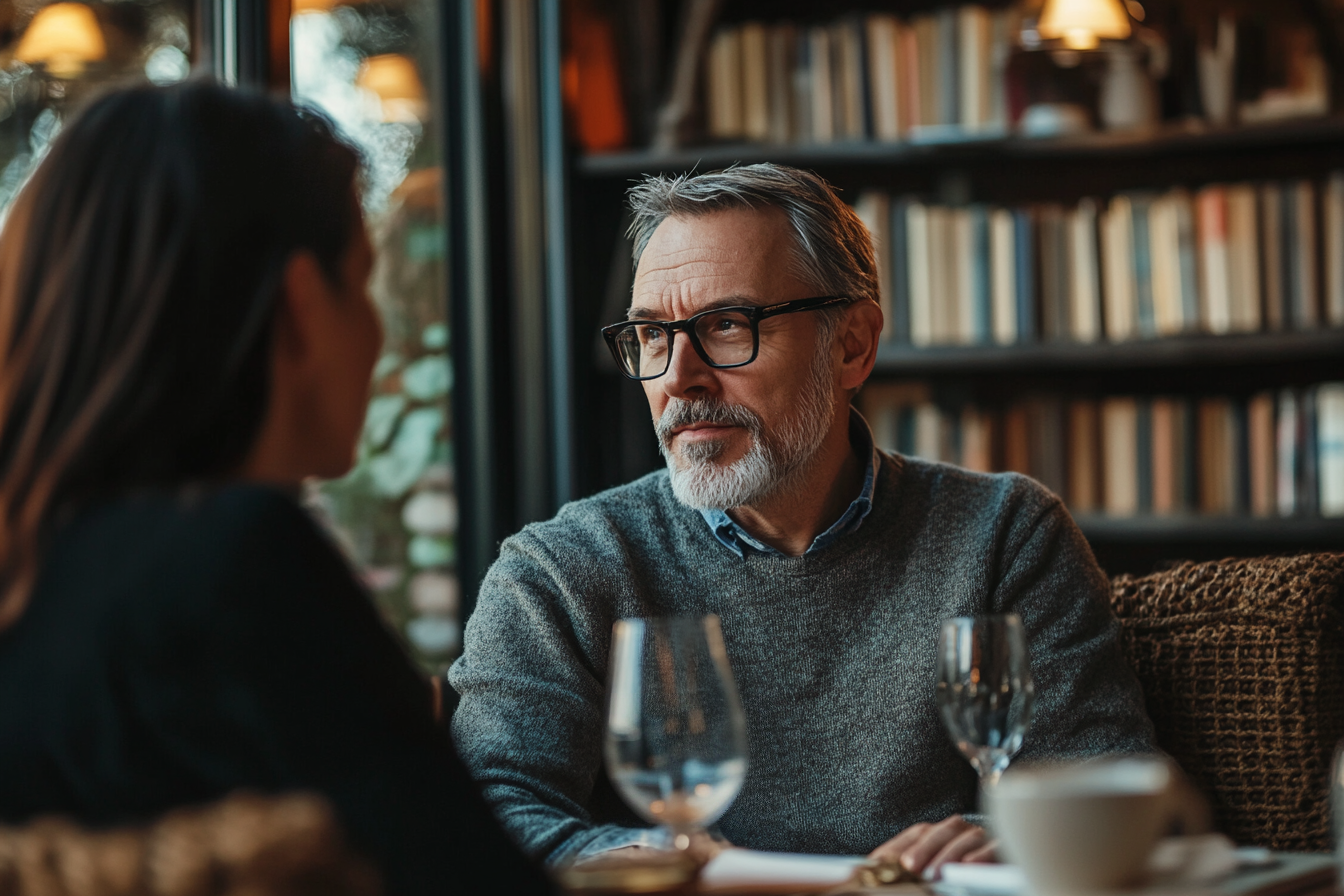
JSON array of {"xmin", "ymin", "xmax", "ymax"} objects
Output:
[{"xmin": 838, "ymin": 299, "xmax": 883, "ymax": 392}]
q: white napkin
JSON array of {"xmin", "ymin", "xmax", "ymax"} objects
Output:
[{"xmin": 700, "ymin": 849, "xmax": 865, "ymax": 893}]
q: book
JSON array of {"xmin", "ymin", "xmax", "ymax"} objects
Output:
[
  {"xmin": 961, "ymin": 406, "xmax": 994, "ymax": 472},
  {"xmin": 1225, "ymin": 184, "xmax": 1263, "ymax": 332},
  {"xmin": 1174, "ymin": 190, "xmax": 1200, "ymax": 332},
  {"xmin": 970, "ymin": 205, "xmax": 992, "ymax": 344},
  {"xmin": 1197, "ymin": 397, "xmax": 1236, "ymax": 514},
  {"xmin": 865, "ymin": 14, "xmax": 902, "ymax": 142},
  {"xmin": 1300, "ymin": 384, "xmax": 1320, "ymax": 516},
  {"xmin": 1260, "ymin": 183, "xmax": 1286, "ymax": 331},
  {"xmin": 1014, "ymin": 209, "xmax": 1036, "ymax": 341},
  {"xmin": 1277, "ymin": 388, "xmax": 1301, "ymax": 516},
  {"xmin": 1196, "ymin": 185, "xmax": 1232, "ymax": 334},
  {"xmin": 705, "ymin": 28, "xmax": 742, "ymax": 140},
  {"xmin": 1248, "ymin": 391, "xmax": 1276, "ymax": 517},
  {"xmin": 1038, "ymin": 205, "xmax": 1068, "ymax": 341},
  {"xmin": 1129, "ymin": 195, "xmax": 1157, "ymax": 337},
  {"xmin": 1150, "ymin": 397, "xmax": 1177, "ymax": 514},
  {"xmin": 936, "ymin": 7, "xmax": 959, "ymax": 127},
  {"xmin": 1067, "ymin": 400, "xmax": 1099, "ymax": 513},
  {"xmin": 1148, "ymin": 193, "xmax": 1184, "ymax": 336},
  {"xmin": 989, "ymin": 207, "xmax": 1018, "ymax": 344},
  {"xmin": 1136, "ymin": 399, "xmax": 1153, "ymax": 513},
  {"xmin": 832, "ymin": 17, "xmax": 867, "ymax": 141},
  {"xmin": 912, "ymin": 15, "xmax": 939, "ymax": 129},
  {"xmin": 907, "ymin": 202, "xmax": 933, "ymax": 347},
  {"xmin": 1101, "ymin": 398, "xmax": 1140, "ymax": 516},
  {"xmin": 958, "ymin": 6, "xmax": 991, "ymax": 130},
  {"xmin": 897, "ymin": 21, "xmax": 920, "ymax": 133},
  {"xmin": 951, "ymin": 207, "xmax": 975, "ymax": 344},
  {"xmin": 1068, "ymin": 198, "xmax": 1102, "ymax": 343},
  {"xmin": 737, "ymin": 22, "xmax": 770, "ymax": 142},
  {"xmin": 807, "ymin": 26, "xmax": 835, "ymax": 143},
  {"xmin": 1326, "ymin": 172, "xmax": 1344, "ymax": 326},
  {"xmin": 1101, "ymin": 195, "xmax": 1137, "ymax": 341},
  {"xmin": 1318, "ymin": 382, "xmax": 1344, "ymax": 516},
  {"xmin": 888, "ymin": 197, "xmax": 911, "ymax": 344},
  {"xmin": 854, "ymin": 192, "xmax": 893, "ymax": 342},
  {"xmin": 1004, "ymin": 404, "xmax": 1030, "ymax": 475},
  {"xmin": 1288, "ymin": 179, "xmax": 1319, "ymax": 329},
  {"xmin": 766, "ymin": 24, "xmax": 797, "ymax": 144}
]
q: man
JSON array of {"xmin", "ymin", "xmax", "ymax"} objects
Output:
[{"xmin": 450, "ymin": 163, "xmax": 1154, "ymax": 874}]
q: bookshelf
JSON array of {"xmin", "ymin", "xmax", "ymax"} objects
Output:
[{"xmin": 558, "ymin": 0, "xmax": 1344, "ymax": 575}]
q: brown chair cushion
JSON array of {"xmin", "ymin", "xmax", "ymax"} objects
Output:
[
  {"xmin": 1110, "ymin": 552, "xmax": 1344, "ymax": 851},
  {"xmin": 0, "ymin": 792, "xmax": 382, "ymax": 896}
]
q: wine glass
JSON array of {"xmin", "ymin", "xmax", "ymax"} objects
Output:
[
  {"xmin": 605, "ymin": 615, "xmax": 748, "ymax": 853},
  {"xmin": 936, "ymin": 614, "xmax": 1035, "ymax": 792}
]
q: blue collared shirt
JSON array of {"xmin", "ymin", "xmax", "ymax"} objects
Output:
[{"xmin": 698, "ymin": 409, "xmax": 881, "ymax": 558}]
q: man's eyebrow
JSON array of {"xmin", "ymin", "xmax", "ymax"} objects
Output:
[{"xmin": 625, "ymin": 295, "xmax": 762, "ymax": 321}]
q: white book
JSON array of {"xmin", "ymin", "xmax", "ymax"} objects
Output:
[
  {"xmin": 1069, "ymin": 198, "xmax": 1102, "ymax": 342},
  {"xmin": 907, "ymin": 202, "xmax": 933, "ymax": 347},
  {"xmin": 865, "ymin": 14, "xmax": 901, "ymax": 142},
  {"xmin": 989, "ymin": 207, "xmax": 1018, "ymax": 344},
  {"xmin": 705, "ymin": 28, "xmax": 741, "ymax": 139},
  {"xmin": 808, "ymin": 26, "xmax": 834, "ymax": 143},
  {"xmin": 1326, "ymin": 172, "xmax": 1344, "ymax": 326},
  {"xmin": 913, "ymin": 403, "xmax": 943, "ymax": 461},
  {"xmin": 1319, "ymin": 383, "xmax": 1344, "ymax": 516},
  {"xmin": 1101, "ymin": 195, "xmax": 1137, "ymax": 341},
  {"xmin": 928, "ymin": 207, "xmax": 954, "ymax": 344},
  {"xmin": 854, "ymin": 191, "xmax": 894, "ymax": 341}
]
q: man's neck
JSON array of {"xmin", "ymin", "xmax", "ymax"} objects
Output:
[{"xmin": 726, "ymin": 416, "xmax": 865, "ymax": 557}]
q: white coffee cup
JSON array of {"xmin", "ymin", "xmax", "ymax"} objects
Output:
[{"xmin": 987, "ymin": 757, "xmax": 1209, "ymax": 894}]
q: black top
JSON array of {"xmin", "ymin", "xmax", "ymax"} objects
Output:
[{"xmin": 0, "ymin": 484, "xmax": 553, "ymax": 896}]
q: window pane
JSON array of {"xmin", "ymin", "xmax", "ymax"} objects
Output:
[
  {"xmin": 0, "ymin": 0, "xmax": 192, "ymax": 219},
  {"xmin": 291, "ymin": 0, "xmax": 457, "ymax": 670}
]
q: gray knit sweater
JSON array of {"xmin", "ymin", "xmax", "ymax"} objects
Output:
[{"xmin": 449, "ymin": 452, "xmax": 1155, "ymax": 866}]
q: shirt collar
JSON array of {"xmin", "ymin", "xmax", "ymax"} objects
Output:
[{"xmin": 698, "ymin": 408, "xmax": 881, "ymax": 558}]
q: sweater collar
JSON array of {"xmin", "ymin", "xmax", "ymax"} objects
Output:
[{"xmin": 698, "ymin": 408, "xmax": 880, "ymax": 559}]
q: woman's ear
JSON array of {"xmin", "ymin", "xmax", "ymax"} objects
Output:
[{"xmin": 274, "ymin": 250, "xmax": 330, "ymax": 373}]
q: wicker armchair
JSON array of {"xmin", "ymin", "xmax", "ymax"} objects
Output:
[
  {"xmin": 1110, "ymin": 553, "xmax": 1344, "ymax": 851},
  {"xmin": 0, "ymin": 792, "xmax": 381, "ymax": 896}
]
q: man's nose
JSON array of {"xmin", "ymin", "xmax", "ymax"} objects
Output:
[{"xmin": 660, "ymin": 330, "xmax": 716, "ymax": 400}]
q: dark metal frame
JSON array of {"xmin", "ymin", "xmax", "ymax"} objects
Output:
[{"xmin": 602, "ymin": 295, "xmax": 852, "ymax": 380}]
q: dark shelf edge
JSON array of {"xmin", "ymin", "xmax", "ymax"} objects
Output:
[
  {"xmin": 1078, "ymin": 516, "xmax": 1344, "ymax": 544},
  {"xmin": 577, "ymin": 117, "xmax": 1344, "ymax": 178},
  {"xmin": 870, "ymin": 330, "xmax": 1344, "ymax": 376}
]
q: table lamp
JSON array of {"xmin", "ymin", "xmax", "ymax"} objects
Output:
[
  {"xmin": 1032, "ymin": 0, "xmax": 1158, "ymax": 132},
  {"xmin": 14, "ymin": 2, "xmax": 107, "ymax": 80}
]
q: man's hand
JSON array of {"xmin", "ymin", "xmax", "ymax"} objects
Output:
[{"xmin": 868, "ymin": 815, "xmax": 996, "ymax": 880}]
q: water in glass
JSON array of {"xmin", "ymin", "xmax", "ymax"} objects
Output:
[
  {"xmin": 936, "ymin": 614, "xmax": 1035, "ymax": 790},
  {"xmin": 605, "ymin": 615, "xmax": 748, "ymax": 850}
]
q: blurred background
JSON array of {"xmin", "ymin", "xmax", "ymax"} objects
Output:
[{"xmin": 0, "ymin": 0, "xmax": 1340, "ymax": 667}]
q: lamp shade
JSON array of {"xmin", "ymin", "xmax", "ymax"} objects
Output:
[
  {"xmin": 356, "ymin": 54, "xmax": 427, "ymax": 122},
  {"xmin": 1037, "ymin": 0, "xmax": 1131, "ymax": 50},
  {"xmin": 15, "ymin": 3, "xmax": 106, "ymax": 78}
]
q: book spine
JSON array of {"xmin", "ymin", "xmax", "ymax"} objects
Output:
[
  {"xmin": 971, "ymin": 205, "xmax": 992, "ymax": 344},
  {"xmin": 989, "ymin": 207, "xmax": 1018, "ymax": 345},
  {"xmin": 1014, "ymin": 209, "xmax": 1037, "ymax": 341},
  {"xmin": 889, "ymin": 197, "xmax": 911, "ymax": 344},
  {"xmin": 1318, "ymin": 383, "xmax": 1344, "ymax": 516},
  {"xmin": 1130, "ymin": 197, "xmax": 1156, "ymax": 337}
]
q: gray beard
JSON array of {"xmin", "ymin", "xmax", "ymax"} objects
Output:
[{"xmin": 655, "ymin": 341, "xmax": 836, "ymax": 511}]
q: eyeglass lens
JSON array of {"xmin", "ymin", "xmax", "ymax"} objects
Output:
[{"xmin": 613, "ymin": 310, "xmax": 756, "ymax": 378}]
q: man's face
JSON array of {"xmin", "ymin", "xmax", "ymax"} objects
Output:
[{"xmin": 630, "ymin": 207, "xmax": 841, "ymax": 509}]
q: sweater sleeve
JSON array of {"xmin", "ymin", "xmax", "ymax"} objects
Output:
[
  {"xmin": 988, "ymin": 485, "xmax": 1156, "ymax": 762},
  {"xmin": 448, "ymin": 529, "xmax": 650, "ymax": 867},
  {"xmin": 129, "ymin": 489, "xmax": 556, "ymax": 896}
]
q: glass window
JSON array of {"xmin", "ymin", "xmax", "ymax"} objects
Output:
[
  {"xmin": 0, "ymin": 0, "xmax": 192, "ymax": 220},
  {"xmin": 291, "ymin": 0, "xmax": 458, "ymax": 671}
]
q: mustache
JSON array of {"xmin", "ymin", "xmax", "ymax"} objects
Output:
[{"xmin": 655, "ymin": 399, "xmax": 762, "ymax": 451}]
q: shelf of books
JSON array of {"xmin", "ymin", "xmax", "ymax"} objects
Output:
[{"xmin": 561, "ymin": 0, "xmax": 1344, "ymax": 569}]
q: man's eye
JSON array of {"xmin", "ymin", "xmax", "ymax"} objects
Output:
[
  {"xmin": 709, "ymin": 316, "xmax": 745, "ymax": 333},
  {"xmin": 637, "ymin": 326, "xmax": 665, "ymax": 344}
]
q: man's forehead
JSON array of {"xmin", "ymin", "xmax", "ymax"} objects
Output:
[{"xmin": 630, "ymin": 208, "xmax": 797, "ymax": 316}]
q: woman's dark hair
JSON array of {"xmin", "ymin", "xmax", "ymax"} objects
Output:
[{"xmin": 0, "ymin": 81, "xmax": 362, "ymax": 626}]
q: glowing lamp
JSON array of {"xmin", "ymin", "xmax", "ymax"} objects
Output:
[
  {"xmin": 356, "ymin": 54, "xmax": 427, "ymax": 123},
  {"xmin": 1037, "ymin": 0, "xmax": 1131, "ymax": 50},
  {"xmin": 15, "ymin": 3, "xmax": 107, "ymax": 79}
]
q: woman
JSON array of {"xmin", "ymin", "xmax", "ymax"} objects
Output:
[{"xmin": 0, "ymin": 83, "xmax": 553, "ymax": 895}]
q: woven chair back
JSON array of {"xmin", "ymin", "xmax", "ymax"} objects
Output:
[
  {"xmin": 0, "ymin": 792, "xmax": 381, "ymax": 896},
  {"xmin": 1110, "ymin": 552, "xmax": 1344, "ymax": 851}
]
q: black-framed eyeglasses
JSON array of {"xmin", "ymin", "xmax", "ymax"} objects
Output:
[{"xmin": 601, "ymin": 295, "xmax": 851, "ymax": 381}]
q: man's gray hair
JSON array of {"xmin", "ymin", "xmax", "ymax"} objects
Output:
[{"xmin": 625, "ymin": 163, "xmax": 880, "ymax": 318}]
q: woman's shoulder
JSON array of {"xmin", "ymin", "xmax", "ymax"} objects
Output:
[{"xmin": 35, "ymin": 483, "xmax": 349, "ymax": 636}]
